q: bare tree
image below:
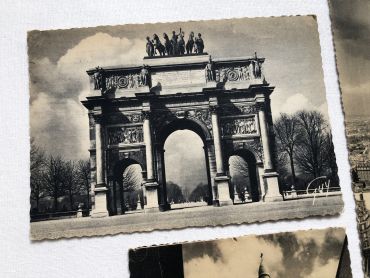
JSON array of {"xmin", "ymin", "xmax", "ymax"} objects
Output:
[
  {"xmin": 76, "ymin": 160, "xmax": 91, "ymax": 209},
  {"xmin": 295, "ymin": 110, "xmax": 328, "ymax": 178},
  {"xmin": 274, "ymin": 113, "xmax": 300, "ymax": 185},
  {"xmin": 43, "ymin": 155, "xmax": 65, "ymax": 211},
  {"xmin": 182, "ymin": 187, "xmax": 190, "ymax": 202},
  {"xmin": 323, "ymin": 131, "xmax": 339, "ymax": 185},
  {"xmin": 166, "ymin": 182, "xmax": 185, "ymax": 203},
  {"xmin": 30, "ymin": 138, "xmax": 46, "ymax": 212},
  {"xmin": 62, "ymin": 160, "xmax": 78, "ymax": 210}
]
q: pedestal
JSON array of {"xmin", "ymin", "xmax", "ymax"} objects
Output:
[
  {"xmin": 233, "ymin": 185, "xmax": 242, "ymax": 204},
  {"xmin": 215, "ymin": 176, "xmax": 233, "ymax": 206},
  {"xmin": 263, "ymin": 172, "xmax": 284, "ymax": 202},
  {"xmin": 144, "ymin": 182, "xmax": 160, "ymax": 213},
  {"xmin": 91, "ymin": 186, "xmax": 109, "ymax": 217}
]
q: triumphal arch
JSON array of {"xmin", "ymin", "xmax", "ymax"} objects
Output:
[{"xmin": 82, "ymin": 52, "xmax": 283, "ymax": 217}]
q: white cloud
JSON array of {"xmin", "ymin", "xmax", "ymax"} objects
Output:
[
  {"xmin": 30, "ymin": 33, "xmax": 146, "ymax": 160},
  {"xmin": 184, "ymin": 237, "xmax": 284, "ymax": 278},
  {"xmin": 30, "ymin": 92, "xmax": 90, "ymax": 160},
  {"xmin": 306, "ymin": 258, "xmax": 339, "ymax": 278},
  {"xmin": 164, "ymin": 130, "xmax": 208, "ymax": 189},
  {"xmin": 272, "ymin": 92, "xmax": 329, "ymax": 122}
]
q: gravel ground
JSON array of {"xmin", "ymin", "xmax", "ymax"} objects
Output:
[{"xmin": 30, "ymin": 195, "xmax": 344, "ymax": 240}]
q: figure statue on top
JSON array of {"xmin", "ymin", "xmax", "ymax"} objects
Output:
[
  {"xmin": 146, "ymin": 36, "xmax": 154, "ymax": 57},
  {"xmin": 178, "ymin": 29, "xmax": 185, "ymax": 55},
  {"xmin": 186, "ymin": 31, "xmax": 195, "ymax": 54},
  {"xmin": 195, "ymin": 33, "xmax": 204, "ymax": 54}
]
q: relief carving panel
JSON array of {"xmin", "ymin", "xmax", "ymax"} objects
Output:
[
  {"xmin": 221, "ymin": 117, "xmax": 257, "ymax": 137},
  {"xmin": 107, "ymin": 126, "xmax": 144, "ymax": 145}
]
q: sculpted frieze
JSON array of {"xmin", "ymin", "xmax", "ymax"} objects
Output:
[
  {"xmin": 105, "ymin": 67, "xmax": 150, "ymax": 90},
  {"xmin": 108, "ymin": 126, "xmax": 144, "ymax": 145},
  {"xmin": 106, "ymin": 113, "xmax": 143, "ymax": 125},
  {"xmin": 152, "ymin": 109, "xmax": 213, "ymax": 134},
  {"xmin": 221, "ymin": 105, "xmax": 257, "ymax": 116},
  {"xmin": 221, "ymin": 117, "xmax": 257, "ymax": 137},
  {"xmin": 245, "ymin": 138, "xmax": 263, "ymax": 163},
  {"xmin": 205, "ymin": 58, "xmax": 263, "ymax": 83}
]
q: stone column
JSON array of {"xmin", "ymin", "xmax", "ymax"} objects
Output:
[
  {"xmin": 206, "ymin": 143, "xmax": 218, "ymax": 206},
  {"xmin": 203, "ymin": 144, "xmax": 213, "ymax": 205},
  {"xmin": 210, "ymin": 106, "xmax": 233, "ymax": 206},
  {"xmin": 258, "ymin": 104, "xmax": 283, "ymax": 202},
  {"xmin": 142, "ymin": 111, "xmax": 160, "ymax": 212},
  {"xmin": 258, "ymin": 108, "xmax": 273, "ymax": 170},
  {"xmin": 91, "ymin": 115, "xmax": 109, "ymax": 217}
]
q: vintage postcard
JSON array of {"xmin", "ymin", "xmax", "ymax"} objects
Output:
[
  {"xmin": 29, "ymin": 16, "xmax": 343, "ymax": 240},
  {"xmin": 129, "ymin": 228, "xmax": 352, "ymax": 278},
  {"xmin": 329, "ymin": 0, "xmax": 370, "ymax": 276}
]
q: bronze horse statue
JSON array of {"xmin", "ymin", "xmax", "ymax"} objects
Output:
[
  {"xmin": 152, "ymin": 34, "xmax": 165, "ymax": 56},
  {"xmin": 163, "ymin": 33, "xmax": 173, "ymax": 56},
  {"xmin": 186, "ymin": 31, "xmax": 194, "ymax": 54}
]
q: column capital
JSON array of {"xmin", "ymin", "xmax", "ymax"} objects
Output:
[
  {"xmin": 93, "ymin": 114, "xmax": 104, "ymax": 124},
  {"xmin": 142, "ymin": 110, "xmax": 152, "ymax": 120},
  {"xmin": 209, "ymin": 105, "xmax": 220, "ymax": 115},
  {"xmin": 256, "ymin": 102, "xmax": 266, "ymax": 112}
]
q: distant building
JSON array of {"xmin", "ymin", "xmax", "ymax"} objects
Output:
[
  {"xmin": 355, "ymin": 192, "xmax": 370, "ymax": 277},
  {"xmin": 357, "ymin": 163, "xmax": 370, "ymax": 183}
]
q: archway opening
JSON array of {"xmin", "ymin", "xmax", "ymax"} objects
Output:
[
  {"xmin": 112, "ymin": 159, "xmax": 144, "ymax": 215},
  {"xmin": 228, "ymin": 150, "xmax": 260, "ymax": 203},
  {"xmin": 163, "ymin": 129, "xmax": 210, "ymax": 209}
]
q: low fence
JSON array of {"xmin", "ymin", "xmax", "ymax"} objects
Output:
[
  {"xmin": 283, "ymin": 187, "xmax": 342, "ymax": 200},
  {"xmin": 30, "ymin": 209, "xmax": 90, "ymax": 222},
  {"xmin": 282, "ymin": 176, "xmax": 341, "ymax": 204}
]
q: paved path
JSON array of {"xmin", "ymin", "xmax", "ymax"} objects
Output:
[{"xmin": 30, "ymin": 195, "xmax": 343, "ymax": 240}]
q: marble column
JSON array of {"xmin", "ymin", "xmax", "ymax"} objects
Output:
[
  {"xmin": 91, "ymin": 115, "xmax": 109, "ymax": 217},
  {"xmin": 142, "ymin": 111, "xmax": 159, "ymax": 212},
  {"xmin": 258, "ymin": 105, "xmax": 283, "ymax": 202},
  {"xmin": 210, "ymin": 106, "xmax": 233, "ymax": 206}
]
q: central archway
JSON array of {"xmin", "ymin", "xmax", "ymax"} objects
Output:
[{"xmin": 156, "ymin": 118, "xmax": 214, "ymax": 209}]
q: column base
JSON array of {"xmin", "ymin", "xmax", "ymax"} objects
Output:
[
  {"xmin": 91, "ymin": 186, "xmax": 109, "ymax": 218},
  {"xmin": 144, "ymin": 181, "xmax": 160, "ymax": 213},
  {"xmin": 215, "ymin": 175, "xmax": 233, "ymax": 206},
  {"xmin": 159, "ymin": 203, "xmax": 171, "ymax": 211},
  {"xmin": 263, "ymin": 172, "xmax": 284, "ymax": 202},
  {"xmin": 144, "ymin": 207, "xmax": 160, "ymax": 213},
  {"xmin": 212, "ymin": 200, "xmax": 220, "ymax": 207}
]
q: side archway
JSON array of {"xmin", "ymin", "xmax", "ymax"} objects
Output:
[
  {"xmin": 110, "ymin": 158, "xmax": 144, "ymax": 215},
  {"xmin": 228, "ymin": 149, "xmax": 260, "ymax": 202}
]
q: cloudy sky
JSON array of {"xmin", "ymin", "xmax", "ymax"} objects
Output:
[
  {"xmin": 182, "ymin": 228, "xmax": 346, "ymax": 278},
  {"xmin": 330, "ymin": 0, "xmax": 370, "ymax": 118},
  {"xmin": 29, "ymin": 16, "xmax": 329, "ymax": 189}
]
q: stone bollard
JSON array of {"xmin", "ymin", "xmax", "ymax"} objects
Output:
[{"xmin": 76, "ymin": 203, "xmax": 84, "ymax": 218}]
